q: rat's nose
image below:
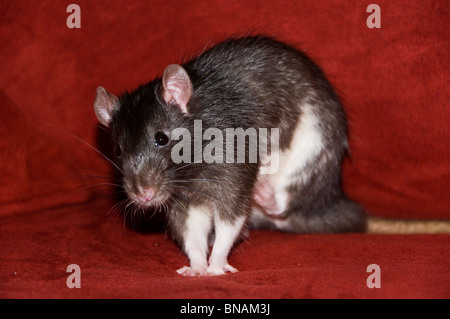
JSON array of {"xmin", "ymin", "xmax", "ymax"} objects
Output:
[{"xmin": 136, "ymin": 187, "xmax": 155, "ymax": 203}]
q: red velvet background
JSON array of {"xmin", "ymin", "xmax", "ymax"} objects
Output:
[{"xmin": 1, "ymin": 0, "xmax": 449, "ymax": 298}]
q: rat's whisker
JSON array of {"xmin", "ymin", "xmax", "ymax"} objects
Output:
[{"xmin": 43, "ymin": 122, "xmax": 124, "ymax": 175}]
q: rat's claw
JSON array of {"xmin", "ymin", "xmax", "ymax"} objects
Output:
[
  {"xmin": 176, "ymin": 266, "xmax": 208, "ymax": 277},
  {"xmin": 207, "ymin": 263, "xmax": 238, "ymax": 276}
]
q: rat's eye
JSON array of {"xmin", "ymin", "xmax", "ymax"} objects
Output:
[
  {"xmin": 154, "ymin": 131, "xmax": 169, "ymax": 147},
  {"xmin": 115, "ymin": 144, "xmax": 122, "ymax": 159}
]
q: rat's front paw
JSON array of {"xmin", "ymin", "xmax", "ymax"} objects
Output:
[
  {"xmin": 176, "ymin": 266, "xmax": 208, "ymax": 277},
  {"xmin": 207, "ymin": 263, "xmax": 238, "ymax": 276}
]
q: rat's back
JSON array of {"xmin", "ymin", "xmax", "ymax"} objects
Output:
[{"xmin": 183, "ymin": 36, "xmax": 343, "ymax": 141}]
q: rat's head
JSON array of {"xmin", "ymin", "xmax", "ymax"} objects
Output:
[{"xmin": 94, "ymin": 65, "xmax": 193, "ymax": 207}]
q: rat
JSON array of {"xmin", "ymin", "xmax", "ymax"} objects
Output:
[{"xmin": 93, "ymin": 36, "xmax": 367, "ymax": 276}]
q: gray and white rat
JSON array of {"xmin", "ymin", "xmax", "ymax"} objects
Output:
[{"xmin": 94, "ymin": 36, "xmax": 366, "ymax": 276}]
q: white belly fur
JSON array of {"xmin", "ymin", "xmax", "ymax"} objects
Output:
[{"xmin": 256, "ymin": 103, "xmax": 325, "ymax": 216}]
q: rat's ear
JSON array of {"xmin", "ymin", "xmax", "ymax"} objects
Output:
[
  {"xmin": 94, "ymin": 86, "xmax": 119, "ymax": 127},
  {"xmin": 162, "ymin": 64, "xmax": 193, "ymax": 114}
]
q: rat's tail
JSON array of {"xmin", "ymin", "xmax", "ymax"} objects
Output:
[{"xmin": 367, "ymin": 217, "xmax": 450, "ymax": 234}]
